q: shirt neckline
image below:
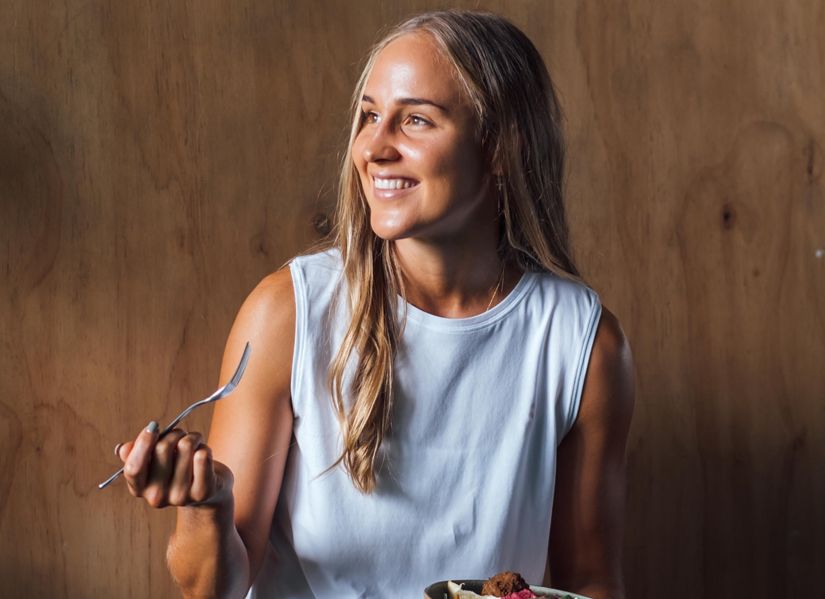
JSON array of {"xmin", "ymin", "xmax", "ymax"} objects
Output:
[{"xmin": 400, "ymin": 271, "xmax": 537, "ymax": 332}]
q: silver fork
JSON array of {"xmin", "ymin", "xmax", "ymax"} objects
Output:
[{"xmin": 98, "ymin": 342, "xmax": 252, "ymax": 490}]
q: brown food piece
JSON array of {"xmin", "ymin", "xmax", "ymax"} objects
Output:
[{"xmin": 481, "ymin": 571, "xmax": 530, "ymax": 596}]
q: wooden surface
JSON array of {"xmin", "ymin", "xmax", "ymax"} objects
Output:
[{"xmin": 1, "ymin": 1, "xmax": 822, "ymax": 597}]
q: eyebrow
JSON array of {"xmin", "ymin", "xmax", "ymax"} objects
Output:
[{"xmin": 361, "ymin": 94, "xmax": 449, "ymax": 114}]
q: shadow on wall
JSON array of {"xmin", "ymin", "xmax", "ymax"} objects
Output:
[
  {"xmin": 624, "ymin": 395, "xmax": 822, "ymax": 598},
  {"xmin": 0, "ymin": 80, "xmax": 63, "ymax": 531},
  {"xmin": 0, "ymin": 85, "xmax": 64, "ymax": 297},
  {"xmin": 0, "ymin": 83, "xmax": 66, "ymax": 599}
]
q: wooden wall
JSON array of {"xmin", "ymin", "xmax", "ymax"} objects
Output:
[{"xmin": 1, "ymin": 1, "xmax": 822, "ymax": 597}]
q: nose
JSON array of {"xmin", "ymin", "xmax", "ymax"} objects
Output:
[{"xmin": 362, "ymin": 122, "xmax": 401, "ymax": 163}]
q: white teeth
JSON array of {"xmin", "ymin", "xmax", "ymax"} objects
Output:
[{"xmin": 374, "ymin": 178, "xmax": 415, "ymax": 190}]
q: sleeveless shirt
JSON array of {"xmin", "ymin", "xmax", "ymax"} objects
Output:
[{"xmin": 245, "ymin": 249, "xmax": 602, "ymax": 598}]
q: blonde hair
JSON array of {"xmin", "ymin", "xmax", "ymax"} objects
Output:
[{"xmin": 325, "ymin": 10, "xmax": 580, "ymax": 493}]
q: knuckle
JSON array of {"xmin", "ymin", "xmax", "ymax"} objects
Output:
[
  {"xmin": 148, "ymin": 498, "xmax": 166, "ymax": 509},
  {"xmin": 145, "ymin": 487, "xmax": 166, "ymax": 508},
  {"xmin": 167, "ymin": 429, "xmax": 186, "ymax": 443},
  {"xmin": 177, "ymin": 437, "xmax": 194, "ymax": 453},
  {"xmin": 155, "ymin": 442, "xmax": 174, "ymax": 459},
  {"xmin": 168, "ymin": 489, "xmax": 188, "ymax": 506},
  {"xmin": 123, "ymin": 462, "xmax": 142, "ymax": 478}
]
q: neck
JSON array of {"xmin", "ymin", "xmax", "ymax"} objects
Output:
[{"xmin": 392, "ymin": 237, "xmax": 520, "ymax": 318}]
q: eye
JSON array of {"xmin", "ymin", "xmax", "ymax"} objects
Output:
[
  {"xmin": 405, "ymin": 114, "xmax": 432, "ymax": 127},
  {"xmin": 361, "ymin": 110, "xmax": 380, "ymax": 125}
]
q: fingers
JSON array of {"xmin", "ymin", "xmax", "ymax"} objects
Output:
[
  {"xmin": 168, "ymin": 432, "xmax": 204, "ymax": 505},
  {"xmin": 142, "ymin": 428, "xmax": 187, "ymax": 507},
  {"xmin": 115, "ymin": 440, "xmax": 132, "ymax": 462},
  {"xmin": 117, "ymin": 422, "xmax": 220, "ymax": 508},
  {"xmin": 122, "ymin": 421, "xmax": 160, "ymax": 495},
  {"xmin": 190, "ymin": 445, "xmax": 216, "ymax": 504}
]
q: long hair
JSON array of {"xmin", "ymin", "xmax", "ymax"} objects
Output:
[{"xmin": 326, "ymin": 10, "xmax": 580, "ymax": 493}]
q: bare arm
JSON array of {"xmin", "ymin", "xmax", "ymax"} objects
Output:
[
  {"xmin": 164, "ymin": 268, "xmax": 296, "ymax": 598},
  {"xmin": 546, "ymin": 307, "xmax": 635, "ymax": 599},
  {"xmin": 206, "ymin": 268, "xmax": 296, "ymax": 589}
]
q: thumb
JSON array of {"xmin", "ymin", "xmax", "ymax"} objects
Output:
[{"xmin": 114, "ymin": 440, "xmax": 135, "ymax": 462}]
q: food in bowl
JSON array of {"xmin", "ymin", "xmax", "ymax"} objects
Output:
[
  {"xmin": 481, "ymin": 571, "xmax": 536, "ymax": 597},
  {"xmin": 445, "ymin": 571, "xmax": 579, "ymax": 599}
]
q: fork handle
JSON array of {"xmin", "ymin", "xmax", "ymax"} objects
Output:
[{"xmin": 98, "ymin": 467, "xmax": 125, "ymax": 489}]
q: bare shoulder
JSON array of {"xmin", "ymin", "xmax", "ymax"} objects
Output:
[
  {"xmin": 222, "ymin": 267, "xmax": 293, "ymax": 356},
  {"xmin": 254, "ymin": 266, "xmax": 295, "ymax": 301},
  {"xmin": 590, "ymin": 307, "xmax": 632, "ymax": 376},
  {"xmin": 237, "ymin": 267, "xmax": 295, "ymax": 331},
  {"xmin": 226, "ymin": 264, "xmax": 296, "ymax": 384},
  {"xmin": 216, "ymin": 266, "xmax": 295, "ymax": 410},
  {"xmin": 577, "ymin": 306, "xmax": 635, "ymax": 427}
]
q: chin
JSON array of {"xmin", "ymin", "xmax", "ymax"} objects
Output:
[
  {"xmin": 369, "ymin": 213, "xmax": 416, "ymax": 241},
  {"xmin": 369, "ymin": 224, "xmax": 411, "ymax": 241}
]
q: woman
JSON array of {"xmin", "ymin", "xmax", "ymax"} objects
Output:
[{"xmin": 115, "ymin": 10, "xmax": 634, "ymax": 599}]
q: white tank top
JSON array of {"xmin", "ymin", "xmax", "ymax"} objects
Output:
[{"xmin": 246, "ymin": 249, "xmax": 601, "ymax": 598}]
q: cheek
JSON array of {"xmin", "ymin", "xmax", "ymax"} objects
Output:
[
  {"xmin": 421, "ymin": 141, "xmax": 487, "ymax": 193},
  {"xmin": 351, "ymin": 157, "xmax": 370, "ymax": 192},
  {"xmin": 399, "ymin": 141, "xmax": 454, "ymax": 183},
  {"xmin": 454, "ymin": 145, "xmax": 489, "ymax": 191},
  {"xmin": 351, "ymin": 138, "xmax": 365, "ymax": 173}
]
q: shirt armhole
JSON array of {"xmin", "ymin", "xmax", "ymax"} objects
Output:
[
  {"xmin": 564, "ymin": 293, "xmax": 602, "ymax": 437},
  {"xmin": 288, "ymin": 258, "xmax": 308, "ymax": 416}
]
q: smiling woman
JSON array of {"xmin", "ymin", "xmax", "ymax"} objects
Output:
[
  {"xmin": 353, "ymin": 34, "xmax": 493, "ymax": 244},
  {"xmin": 113, "ymin": 9, "xmax": 634, "ymax": 599}
]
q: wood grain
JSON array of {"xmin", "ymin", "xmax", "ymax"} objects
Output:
[{"xmin": 0, "ymin": 1, "xmax": 822, "ymax": 597}]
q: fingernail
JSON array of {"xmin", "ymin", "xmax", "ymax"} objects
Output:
[
  {"xmin": 145, "ymin": 421, "xmax": 159, "ymax": 434},
  {"xmin": 114, "ymin": 442, "xmax": 123, "ymax": 456}
]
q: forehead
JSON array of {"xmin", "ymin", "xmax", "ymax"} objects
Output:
[{"xmin": 364, "ymin": 33, "xmax": 465, "ymax": 106}]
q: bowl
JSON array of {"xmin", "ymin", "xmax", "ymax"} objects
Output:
[{"xmin": 423, "ymin": 579, "xmax": 591, "ymax": 599}]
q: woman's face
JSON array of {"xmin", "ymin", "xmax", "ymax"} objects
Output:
[{"xmin": 352, "ymin": 33, "xmax": 494, "ymax": 243}]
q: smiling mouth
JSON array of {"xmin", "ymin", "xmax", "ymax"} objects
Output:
[{"xmin": 373, "ymin": 177, "xmax": 419, "ymax": 190}]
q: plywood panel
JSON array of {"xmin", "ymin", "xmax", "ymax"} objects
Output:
[
  {"xmin": 565, "ymin": 3, "xmax": 825, "ymax": 597},
  {"xmin": 0, "ymin": 1, "xmax": 822, "ymax": 597}
]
